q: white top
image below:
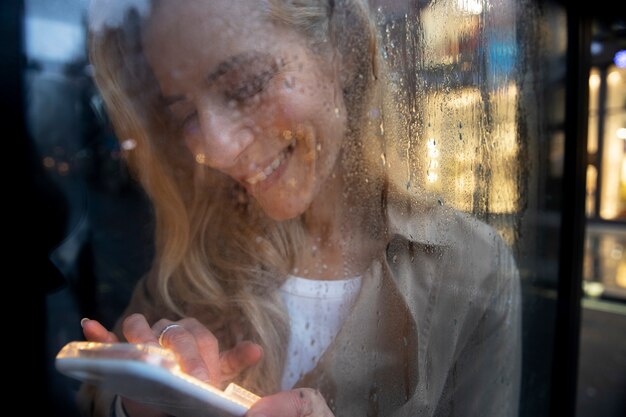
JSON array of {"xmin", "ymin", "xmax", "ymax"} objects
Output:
[{"xmin": 278, "ymin": 274, "xmax": 362, "ymax": 390}]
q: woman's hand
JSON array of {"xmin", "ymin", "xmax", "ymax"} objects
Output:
[
  {"xmin": 247, "ymin": 388, "xmax": 334, "ymax": 417},
  {"xmin": 83, "ymin": 313, "xmax": 264, "ymax": 386},
  {"xmin": 120, "ymin": 314, "xmax": 263, "ymax": 386},
  {"xmin": 81, "ymin": 314, "xmax": 264, "ymax": 417}
]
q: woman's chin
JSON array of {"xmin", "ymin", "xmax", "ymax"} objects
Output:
[
  {"xmin": 259, "ymin": 199, "xmax": 310, "ymax": 222},
  {"xmin": 264, "ymin": 208, "xmax": 303, "ymax": 222}
]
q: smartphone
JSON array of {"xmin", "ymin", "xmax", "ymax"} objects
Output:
[{"xmin": 55, "ymin": 341, "xmax": 261, "ymax": 417}]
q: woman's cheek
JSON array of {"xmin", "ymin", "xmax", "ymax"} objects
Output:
[{"xmin": 261, "ymin": 92, "xmax": 301, "ymax": 137}]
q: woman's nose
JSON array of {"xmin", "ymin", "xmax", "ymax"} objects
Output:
[{"xmin": 197, "ymin": 106, "xmax": 254, "ymax": 169}]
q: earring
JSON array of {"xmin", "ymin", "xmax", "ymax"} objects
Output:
[{"xmin": 195, "ymin": 153, "xmax": 206, "ymax": 164}]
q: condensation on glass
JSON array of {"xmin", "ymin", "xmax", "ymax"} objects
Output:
[
  {"xmin": 24, "ymin": 1, "xmax": 567, "ymax": 417},
  {"xmin": 377, "ymin": 0, "xmax": 522, "ymax": 239}
]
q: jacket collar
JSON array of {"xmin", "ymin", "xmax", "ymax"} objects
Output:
[
  {"xmin": 295, "ymin": 256, "xmax": 419, "ymax": 415},
  {"xmin": 386, "ymin": 197, "xmax": 457, "ymax": 247}
]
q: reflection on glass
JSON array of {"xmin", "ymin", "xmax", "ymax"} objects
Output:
[
  {"xmin": 587, "ymin": 65, "xmax": 626, "ymax": 221},
  {"xmin": 600, "ymin": 67, "xmax": 626, "ymax": 220},
  {"xmin": 584, "ymin": 225, "xmax": 626, "ymax": 299},
  {"xmin": 584, "ymin": 51, "xmax": 626, "ymax": 300}
]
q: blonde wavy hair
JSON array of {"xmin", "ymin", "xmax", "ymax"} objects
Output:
[{"xmin": 89, "ymin": 0, "xmax": 392, "ymax": 394}]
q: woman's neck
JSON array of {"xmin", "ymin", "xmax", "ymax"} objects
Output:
[{"xmin": 294, "ymin": 171, "xmax": 385, "ymax": 280}]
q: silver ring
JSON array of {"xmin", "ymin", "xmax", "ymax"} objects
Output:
[{"xmin": 158, "ymin": 323, "xmax": 183, "ymax": 346}]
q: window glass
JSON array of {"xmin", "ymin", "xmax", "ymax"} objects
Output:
[{"xmin": 25, "ymin": 1, "xmax": 567, "ymax": 416}]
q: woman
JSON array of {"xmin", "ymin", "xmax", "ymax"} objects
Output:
[{"xmin": 81, "ymin": 0, "xmax": 521, "ymax": 416}]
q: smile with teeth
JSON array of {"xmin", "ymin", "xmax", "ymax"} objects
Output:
[{"xmin": 245, "ymin": 142, "xmax": 295, "ymax": 185}]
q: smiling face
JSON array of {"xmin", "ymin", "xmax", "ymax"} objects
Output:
[{"xmin": 141, "ymin": 0, "xmax": 348, "ymax": 220}]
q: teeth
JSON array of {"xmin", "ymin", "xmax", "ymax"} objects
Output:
[
  {"xmin": 245, "ymin": 140, "xmax": 296, "ymax": 185},
  {"xmin": 246, "ymin": 151, "xmax": 286, "ymax": 185}
]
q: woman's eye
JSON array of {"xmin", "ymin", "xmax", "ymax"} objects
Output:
[{"xmin": 225, "ymin": 67, "xmax": 276, "ymax": 103}]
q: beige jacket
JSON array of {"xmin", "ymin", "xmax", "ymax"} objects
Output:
[{"xmin": 80, "ymin": 202, "xmax": 521, "ymax": 417}]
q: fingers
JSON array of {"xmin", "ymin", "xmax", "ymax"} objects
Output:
[
  {"xmin": 119, "ymin": 315, "xmax": 261, "ymax": 388},
  {"xmin": 122, "ymin": 313, "xmax": 160, "ymax": 346},
  {"xmin": 153, "ymin": 318, "xmax": 218, "ymax": 384},
  {"xmin": 219, "ymin": 341, "xmax": 263, "ymax": 380},
  {"xmin": 81, "ymin": 318, "xmax": 119, "ymax": 343},
  {"xmin": 247, "ymin": 388, "xmax": 334, "ymax": 417}
]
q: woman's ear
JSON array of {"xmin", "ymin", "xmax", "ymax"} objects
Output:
[{"xmin": 184, "ymin": 137, "xmax": 205, "ymax": 165}]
